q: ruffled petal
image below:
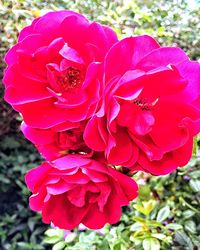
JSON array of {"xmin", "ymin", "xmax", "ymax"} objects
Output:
[
  {"xmin": 136, "ymin": 47, "xmax": 189, "ymax": 71},
  {"xmin": 104, "ymin": 35, "xmax": 160, "ymax": 82}
]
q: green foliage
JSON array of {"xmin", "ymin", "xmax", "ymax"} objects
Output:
[{"xmin": 0, "ymin": 134, "xmax": 49, "ymax": 250}]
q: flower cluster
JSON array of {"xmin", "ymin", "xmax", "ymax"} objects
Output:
[{"xmin": 3, "ymin": 10, "xmax": 200, "ymax": 230}]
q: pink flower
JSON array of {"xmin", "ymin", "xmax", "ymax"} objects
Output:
[
  {"xmin": 3, "ymin": 10, "xmax": 118, "ymax": 129},
  {"xmin": 21, "ymin": 122, "xmax": 90, "ymax": 161},
  {"xmin": 25, "ymin": 155, "xmax": 138, "ymax": 229},
  {"xmin": 84, "ymin": 35, "xmax": 200, "ymax": 175}
]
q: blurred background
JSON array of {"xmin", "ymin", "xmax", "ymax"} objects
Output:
[{"xmin": 0, "ymin": 0, "xmax": 200, "ymax": 249}]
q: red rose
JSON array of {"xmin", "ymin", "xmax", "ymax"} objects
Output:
[
  {"xmin": 25, "ymin": 155, "xmax": 138, "ymax": 229},
  {"xmin": 3, "ymin": 10, "xmax": 118, "ymax": 129},
  {"xmin": 84, "ymin": 35, "xmax": 200, "ymax": 175},
  {"xmin": 21, "ymin": 122, "xmax": 91, "ymax": 160}
]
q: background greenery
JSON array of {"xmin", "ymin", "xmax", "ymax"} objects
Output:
[{"xmin": 0, "ymin": 0, "xmax": 199, "ymax": 249}]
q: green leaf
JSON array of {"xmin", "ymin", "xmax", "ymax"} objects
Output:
[
  {"xmin": 43, "ymin": 236, "xmax": 61, "ymax": 244},
  {"xmin": 98, "ymin": 238, "xmax": 110, "ymax": 250},
  {"xmin": 45, "ymin": 228, "xmax": 64, "ymax": 238},
  {"xmin": 134, "ymin": 200, "xmax": 157, "ymax": 216},
  {"xmin": 174, "ymin": 231, "xmax": 193, "ymax": 250},
  {"xmin": 27, "ymin": 219, "xmax": 35, "ymax": 232},
  {"xmin": 146, "ymin": 220, "xmax": 163, "ymax": 228},
  {"xmin": 156, "ymin": 206, "xmax": 170, "ymax": 222},
  {"xmin": 132, "ymin": 216, "xmax": 146, "ymax": 223},
  {"xmin": 189, "ymin": 170, "xmax": 200, "ymax": 178},
  {"xmin": 138, "ymin": 185, "xmax": 151, "ymax": 200},
  {"xmin": 182, "ymin": 210, "xmax": 195, "ymax": 219},
  {"xmin": 142, "ymin": 238, "xmax": 160, "ymax": 250},
  {"xmin": 133, "ymin": 204, "xmax": 146, "ymax": 215},
  {"xmin": 17, "ymin": 242, "xmax": 31, "ymax": 250},
  {"xmin": 65, "ymin": 233, "xmax": 77, "ymax": 243},
  {"xmin": 130, "ymin": 222, "xmax": 142, "ymax": 232},
  {"xmin": 166, "ymin": 223, "xmax": 183, "ymax": 230},
  {"xmin": 184, "ymin": 220, "xmax": 196, "ymax": 234},
  {"xmin": 133, "ymin": 230, "xmax": 151, "ymax": 240},
  {"xmin": 113, "ymin": 241, "xmax": 121, "ymax": 250},
  {"xmin": 189, "ymin": 179, "xmax": 200, "ymax": 192},
  {"xmin": 52, "ymin": 241, "xmax": 66, "ymax": 250},
  {"xmin": 190, "ymin": 234, "xmax": 200, "ymax": 248},
  {"xmin": 151, "ymin": 233, "xmax": 166, "ymax": 240},
  {"xmin": 192, "ymin": 136, "xmax": 198, "ymax": 156},
  {"xmin": 45, "ymin": 229, "xmax": 58, "ymax": 237}
]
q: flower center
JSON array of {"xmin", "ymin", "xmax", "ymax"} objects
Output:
[
  {"xmin": 58, "ymin": 130, "xmax": 78, "ymax": 150},
  {"xmin": 133, "ymin": 97, "xmax": 160, "ymax": 111},
  {"xmin": 134, "ymin": 98, "xmax": 150, "ymax": 111},
  {"xmin": 57, "ymin": 67, "xmax": 82, "ymax": 92},
  {"xmin": 57, "ymin": 129, "xmax": 86, "ymax": 151},
  {"xmin": 57, "ymin": 129, "xmax": 91, "ymax": 155}
]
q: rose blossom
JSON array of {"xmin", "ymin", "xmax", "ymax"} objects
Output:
[
  {"xmin": 84, "ymin": 35, "xmax": 200, "ymax": 175},
  {"xmin": 3, "ymin": 10, "xmax": 118, "ymax": 129},
  {"xmin": 21, "ymin": 122, "xmax": 90, "ymax": 161},
  {"xmin": 25, "ymin": 154, "xmax": 138, "ymax": 229}
]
